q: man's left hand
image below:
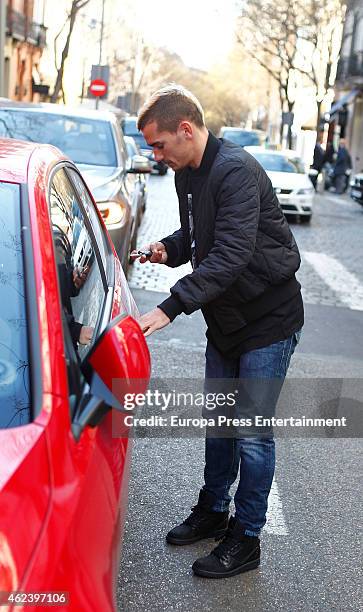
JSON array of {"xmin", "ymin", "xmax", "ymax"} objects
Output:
[{"xmin": 139, "ymin": 308, "xmax": 170, "ymax": 337}]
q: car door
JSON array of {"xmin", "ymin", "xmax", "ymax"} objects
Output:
[
  {"xmin": 41, "ymin": 165, "xmax": 132, "ymax": 609},
  {"xmin": 0, "ymin": 180, "xmax": 52, "ymax": 593}
]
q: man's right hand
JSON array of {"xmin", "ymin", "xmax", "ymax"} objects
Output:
[{"xmin": 131, "ymin": 242, "xmax": 168, "ymax": 264}]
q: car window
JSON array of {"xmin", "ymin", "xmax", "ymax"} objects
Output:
[
  {"xmin": 67, "ymin": 168, "xmax": 109, "ymax": 276},
  {"xmin": 122, "ymin": 118, "xmax": 151, "ymax": 151},
  {"xmin": 0, "ymin": 110, "xmax": 117, "ymax": 167},
  {"xmin": 252, "ymin": 153, "xmax": 305, "ymax": 174},
  {"xmin": 126, "ymin": 139, "xmax": 137, "ymax": 158},
  {"xmin": 49, "ymin": 168, "xmax": 107, "ymax": 362},
  {"xmin": 112, "ymin": 123, "xmax": 127, "ymax": 168},
  {"xmin": 0, "ymin": 182, "xmax": 31, "ymax": 428}
]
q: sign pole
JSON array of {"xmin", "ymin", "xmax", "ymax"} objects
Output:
[
  {"xmin": 0, "ymin": 0, "xmax": 6, "ymax": 97},
  {"xmin": 96, "ymin": 0, "xmax": 106, "ymax": 110}
]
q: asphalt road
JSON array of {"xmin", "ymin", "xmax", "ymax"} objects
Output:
[{"xmin": 116, "ymin": 173, "xmax": 363, "ymax": 612}]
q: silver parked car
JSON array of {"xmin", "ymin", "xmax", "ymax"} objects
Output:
[{"xmin": 0, "ymin": 101, "xmax": 150, "ymax": 274}]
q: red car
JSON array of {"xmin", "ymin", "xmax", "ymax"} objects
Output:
[{"xmin": 0, "ymin": 139, "xmax": 150, "ymax": 610}]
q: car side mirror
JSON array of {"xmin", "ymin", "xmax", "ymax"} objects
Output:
[
  {"xmin": 72, "ymin": 314, "xmax": 150, "ymax": 440},
  {"xmin": 127, "ymin": 154, "xmax": 152, "ymax": 174}
]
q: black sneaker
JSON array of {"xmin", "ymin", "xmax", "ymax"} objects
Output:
[
  {"xmin": 192, "ymin": 516, "xmax": 260, "ymax": 578},
  {"xmin": 166, "ymin": 490, "xmax": 229, "ymax": 546}
]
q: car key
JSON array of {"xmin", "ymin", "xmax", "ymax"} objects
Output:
[{"xmin": 136, "ymin": 249, "xmax": 152, "ymax": 258}]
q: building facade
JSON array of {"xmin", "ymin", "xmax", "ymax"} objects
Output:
[
  {"xmin": 333, "ymin": 0, "xmax": 363, "ymax": 173},
  {"xmin": 4, "ymin": 0, "xmax": 48, "ymax": 101}
]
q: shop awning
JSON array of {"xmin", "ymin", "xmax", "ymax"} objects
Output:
[{"xmin": 327, "ymin": 89, "xmax": 360, "ymax": 119}]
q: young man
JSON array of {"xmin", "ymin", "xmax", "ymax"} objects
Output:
[
  {"xmin": 134, "ymin": 85, "xmax": 303, "ymax": 579},
  {"xmin": 310, "ymin": 134, "xmax": 325, "ymax": 191}
]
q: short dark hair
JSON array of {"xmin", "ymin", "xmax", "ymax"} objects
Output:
[{"xmin": 137, "ymin": 84, "xmax": 205, "ymax": 132}]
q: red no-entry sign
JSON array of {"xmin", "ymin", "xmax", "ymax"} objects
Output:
[{"xmin": 89, "ymin": 79, "xmax": 107, "ymax": 97}]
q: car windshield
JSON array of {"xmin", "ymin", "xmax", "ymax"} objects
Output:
[
  {"xmin": 122, "ymin": 119, "xmax": 151, "ymax": 150},
  {"xmin": 223, "ymin": 130, "xmax": 261, "ymax": 146},
  {"xmin": 251, "ymin": 153, "xmax": 305, "ymax": 174},
  {"xmin": 0, "ymin": 110, "xmax": 117, "ymax": 166},
  {"xmin": 0, "ymin": 182, "xmax": 31, "ymax": 427}
]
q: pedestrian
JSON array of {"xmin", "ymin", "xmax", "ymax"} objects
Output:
[
  {"xmin": 310, "ymin": 134, "xmax": 325, "ymax": 191},
  {"xmin": 133, "ymin": 85, "xmax": 304, "ymax": 579},
  {"xmin": 333, "ymin": 138, "xmax": 352, "ymax": 194}
]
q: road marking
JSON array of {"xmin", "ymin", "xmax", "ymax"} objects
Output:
[
  {"xmin": 302, "ymin": 251, "xmax": 363, "ymax": 311},
  {"xmin": 265, "ymin": 479, "xmax": 288, "ymax": 535}
]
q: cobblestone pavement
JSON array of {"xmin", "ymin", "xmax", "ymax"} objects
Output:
[
  {"xmin": 129, "ymin": 173, "xmax": 363, "ymax": 310},
  {"xmin": 129, "ymin": 173, "xmax": 192, "ymax": 292}
]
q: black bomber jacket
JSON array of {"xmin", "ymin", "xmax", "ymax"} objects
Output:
[{"xmin": 158, "ymin": 133, "xmax": 302, "ymax": 338}]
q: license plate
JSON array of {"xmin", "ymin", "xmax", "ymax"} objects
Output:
[{"xmin": 352, "ymin": 189, "xmax": 362, "ymax": 198}]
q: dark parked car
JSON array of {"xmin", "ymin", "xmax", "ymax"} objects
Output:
[
  {"xmin": 121, "ymin": 116, "xmax": 168, "ymax": 175},
  {"xmin": 219, "ymin": 126, "xmax": 266, "ymax": 148},
  {"xmin": 0, "ymin": 101, "xmax": 150, "ymax": 274},
  {"xmin": 350, "ymin": 173, "xmax": 363, "ymax": 205}
]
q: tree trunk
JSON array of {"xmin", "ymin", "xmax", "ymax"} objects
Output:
[
  {"xmin": 279, "ymin": 88, "xmax": 285, "ymax": 144},
  {"xmin": 287, "ymin": 100, "xmax": 294, "ymax": 149},
  {"xmin": 316, "ymin": 99, "xmax": 323, "ymax": 134},
  {"xmin": 50, "ymin": 4, "xmax": 78, "ymax": 103}
]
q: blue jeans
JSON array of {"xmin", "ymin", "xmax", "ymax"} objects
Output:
[{"xmin": 203, "ymin": 331, "xmax": 301, "ymax": 537}]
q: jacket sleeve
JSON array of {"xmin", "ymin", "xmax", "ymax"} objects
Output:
[
  {"xmin": 159, "ymin": 162, "xmax": 260, "ymax": 317},
  {"xmin": 160, "ymin": 228, "xmax": 189, "ymax": 268}
]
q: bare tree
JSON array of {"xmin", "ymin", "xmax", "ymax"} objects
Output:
[
  {"xmin": 109, "ymin": 22, "xmax": 249, "ymax": 132},
  {"xmin": 50, "ymin": 0, "xmax": 91, "ymax": 104},
  {"xmin": 237, "ymin": 0, "xmax": 347, "ymax": 143},
  {"xmin": 237, "ymin": 0, "xmax": 313, "ymax": 146},
  {"xmin": 297, "ymin": 0, "xmax": 346, "ymax": 132},
  {"xmin": 111, "ymin": 47, "xmax": 156, "ymax": 113}
]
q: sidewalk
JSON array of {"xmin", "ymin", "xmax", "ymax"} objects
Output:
[{"xmin": 318, "ymin": 189, "xmax": 355, "ymax": 206}]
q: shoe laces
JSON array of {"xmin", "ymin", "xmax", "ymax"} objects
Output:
[
  {"xmin": 212, "ymin": 526, "xmax": 239, "ymax": 560},
  {"xmin": 183, "ymin": 504, "xmax": 207, "ymax": 527}
]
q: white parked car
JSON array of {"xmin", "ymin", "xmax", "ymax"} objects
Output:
[{"xmin": 245, "ymin": 147, "xmax": 314, "ymax": 223}]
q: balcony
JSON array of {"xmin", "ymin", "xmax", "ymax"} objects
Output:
[
  {"xmin": 6, "ymin": 7, "xmax": 26, "ymax": 40},
  {"xmin": 336, "ymin": 51, "xmax": 363, "ymax": 85},
  {"xmin": 27, "ymin": 22, "xmax": 47, "ymax": 48},
  {"xmin": 6, "ymin": 8, "xmax": 47, "ymax": 47},
  {"xmin": 349, "ymin": 51, "xmax": 363, "ymax": 76}
]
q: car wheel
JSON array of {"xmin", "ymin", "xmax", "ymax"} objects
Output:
[{"xmin": 300, "ymin": 215, "xmax": 311, "ymax": 224}]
